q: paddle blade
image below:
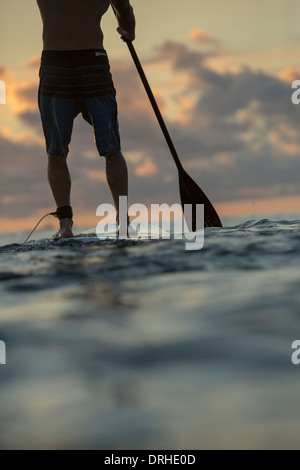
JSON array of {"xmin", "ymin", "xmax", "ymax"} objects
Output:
[{"xmin": 178, "ymin": 168, "xmax": 222, "ymax": 229}]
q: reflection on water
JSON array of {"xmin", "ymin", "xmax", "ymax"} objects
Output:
[{"xmin": 0, "ymin": 217, "xmax": 300, "ymax": 449}]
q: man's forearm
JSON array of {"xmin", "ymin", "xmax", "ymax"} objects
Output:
[
  {"xmin": 111, "ymin": 0, "xmax": 133, "ymax": 17},
  {"xmin": 111, "ymin": 0, "xmax": 135, "ymax": 39}
]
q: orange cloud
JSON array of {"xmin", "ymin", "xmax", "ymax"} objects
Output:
[
  {"xmin": 0, "ymin": 127, "xmax": 44, "ymax": 147},
  {"xmin": 86, "ymin": 170, "xmax": 106, "ymax": 183},
  {"xmin": 188, "ymin": 28, "xmax": 219, "ymax": 47},
  {"xmin": 278, "ymin": 66, "xmax": 300, "ymax": 83},
  {"xmin": 0, "ymin": 211, "xmax": 102, "ymax": 234},
  {"xmin": 1, "ymin": 195, "xmax": 25, "ymax": 205},
  {"xmin": 0, "ymin": 64, "xmax": 37, "ymax": 113},
  {"xmin": 218, "ymin": 195, "xmax": 300, "ymax": 218},
  {"xmin": 135, "ymin": 158, "xmax": 158, "ymax": 177},
  {"xmin": 0, "ymin": 65, "xmax": 9, "ymax": 82},
  {"xmin": 235, "ymin": 184, "xmax": 284, "ymax": 198},
  {"xmin": 207, "ymin": 46, "xmax": 300, "ymax": 76},
  {"xmin": 176, "ymin": 96, "xmax": 196, "ymax": 123},
  {"xmin": 24, "ymin": 54, "xmax": 41, "ymax": 69},
  {"xmin": 11, "ymin": 80, "xmax": 39, "ymax": 113}
]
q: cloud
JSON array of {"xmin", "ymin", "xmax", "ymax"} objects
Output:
[
  {"xmin": 0, "ymin": 133, "xmax": 46, "ymax": 218},
  {"xmin": 143, "ymin": 40, "xmax": 300, "ymax": 201},
  {"xmin": 0, "ymin": 65, "xmax": 8, "ymax": 80},
  {"xmin": 86, "ymin": 170, "xmax": 106, "ymax": 183},
  {"xmin": 18, "ymin": 109, "xmax": 42, "ymax": 131},
  {"xmin": 0, "ymin": 69, "xmax": 39, "ymax": 114},
  {"xmin": 24, "ymin": 54, "xmax": 41, "ymax": 69},
  {"xmin": 188, "ymin": 28, "xmax": 220, "ymax": 48},
  {"xmin": 13, "ymin": 81, "xmax": 39, "ymax": 112},
  {"xmin": 279, "ymin": 66, "xmax": 300, "ymax": 83},
  {"xmin": 135, "ymin": 158, "xmax": 158, "ymax": 177},
  {"xmin": 0, "ymin": 127, "xmax": 44, "ymax": 147}
]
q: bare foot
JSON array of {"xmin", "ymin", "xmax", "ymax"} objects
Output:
[{"xmin": 59, "ymin": 218, "xmax": 74, "ymax": 238}]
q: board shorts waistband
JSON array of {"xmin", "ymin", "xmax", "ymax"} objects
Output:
[{"xmin": 41, "ymin": 49, "xmax": 109, "ymax": 67}]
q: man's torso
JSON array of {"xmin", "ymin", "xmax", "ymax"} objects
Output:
[{"xmin": 36, "ymin": 0, "xmax": 111, "ymax": 50}]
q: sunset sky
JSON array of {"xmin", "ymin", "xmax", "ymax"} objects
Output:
[{"xmin": 1, "ymin": 0, "xmax": 300, "ymax": 232}]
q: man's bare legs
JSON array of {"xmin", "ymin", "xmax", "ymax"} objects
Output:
[
  {"xmin": 105, "ymin": 151, "xmax": 129, "ymax": 233},
  {"xmin": 47, "ymin": 151, "xmax": 128, "ymax": 238},
  {"xmin": 47, "ymin": 153, "xmax": 74, "ymax": 238}
]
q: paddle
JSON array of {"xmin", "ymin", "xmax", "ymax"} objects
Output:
[{"xmin": 112, "ymin": 7, "xmax": 222, "ymax": 229}]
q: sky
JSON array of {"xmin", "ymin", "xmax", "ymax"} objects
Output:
[{"xmin": 0, "ymin": 0, "xmax": 300, "ymax": 232}]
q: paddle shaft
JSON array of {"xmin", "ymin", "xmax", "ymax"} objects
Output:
[{"xmin": 125, "ymin": 41, "xmax": 183, "ymax": 172}]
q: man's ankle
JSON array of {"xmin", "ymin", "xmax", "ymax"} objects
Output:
[{"xmin": 56, "ymin": 205, "xmax": 73, "ymax": 220}]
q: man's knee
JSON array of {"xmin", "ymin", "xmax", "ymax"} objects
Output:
[
  {"xmin": 105, "ymin": 151, "xmax": 124, "ymax": 162},
  {"xmin": 48, "ymin": 153, "xmax": 67, "ymax": 162},
  {"xmin": 106, "ymin": 150, "xmax": 120, "ymax": 157}
]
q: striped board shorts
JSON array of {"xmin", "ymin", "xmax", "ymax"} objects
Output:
[{"xmin": 38, "ymin": 49, "xmax": 121, "ymax": 158}]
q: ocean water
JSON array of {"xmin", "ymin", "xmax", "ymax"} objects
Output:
[{"xmin": 0, "ymin": 214, "xmax": 300, "ymax": 449}]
